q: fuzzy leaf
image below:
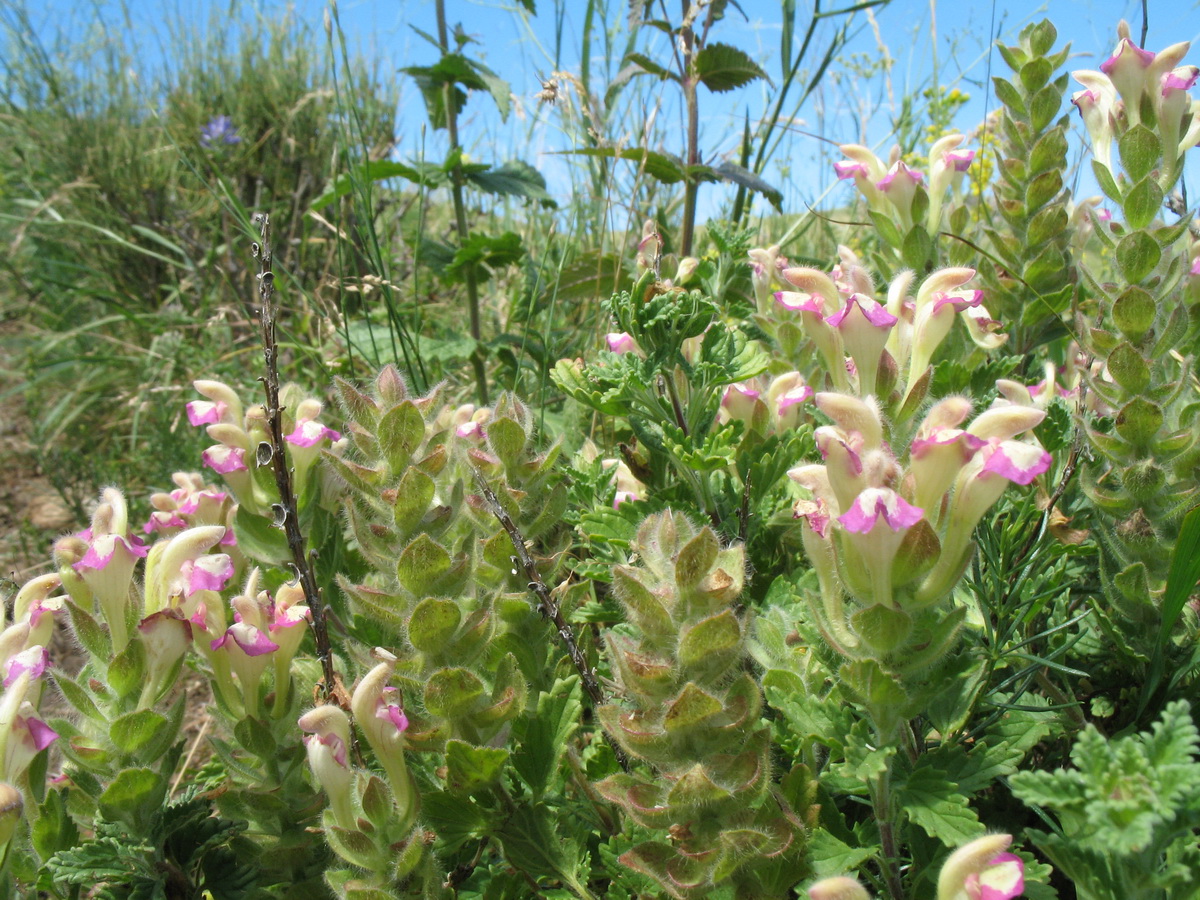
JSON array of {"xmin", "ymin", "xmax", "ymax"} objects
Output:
[
  {"xmin": 693, "ymin": 42, "xmax": 769, "ymax": 92},
  {"xmin": 408, "ymin": 597, "xmax": 461, "ymax": 654},
  {"xmin": 445, "ymin": 740, "xmax": 510, "ymax": 795},
  {"xmin": 897, "ymin": 765, "xmax": 984, "ymax": 846}
]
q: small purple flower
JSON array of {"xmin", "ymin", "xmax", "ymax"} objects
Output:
[
  {"xmin": 17, "ymin": 711, "xmax": 59, "ymax": 753},
  {"xmin": 200, "ymin": 115, "xmax": 241, "ymax": 148},
  {"xmin": 839, "ymin": 488, "xmax": 924, "ymax": 534},
  {"xmin": 944, "ymin": 148, "xmax": 975, "ymax": 172},
  {"xmin": 1162, "ymin": 65, "xmax": 1199, "ymax": 95},
  {"xmin": 1191, "ymin": 257, "xmax": 1200, "ymax": 277},
  {"xmin": 285, "ymin": 418, "xmax": 342, "ymax": 448},
  {"xmin": 202, "ymin": 445, "xmax": 248, "ymax": 474}
]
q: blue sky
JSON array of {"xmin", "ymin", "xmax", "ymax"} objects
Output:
[{"xmin": 9, "ymin": 0, "xmax": 1198, "ymax": 219}]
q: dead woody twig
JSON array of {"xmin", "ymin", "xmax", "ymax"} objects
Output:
[{"xmin": 252, "ymin": 212, "xmax": 338, "ymax": 703}]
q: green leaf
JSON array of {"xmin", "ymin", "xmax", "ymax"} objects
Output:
[
  {"xmin": 901, "ymin": 225, "xmax": 933, "ymax": 271},
  {"xmin": 1141, "ymin": 508, "xmax": 1200, "ymax": 710},
  {"xmin": 396, "ymin": 533, "xmax": 452, "ymax": 595},
  {"xmin": 407, "ymin": 597, "xmax": 461, "ymax": 654},
  {"xmin": 65, "ymin": 599, "xmax": 111, "ymax": 661},
  {"xmin": 1119, "ymin": 125, "xmax": 1162, "ymax": 183},
  {"xmin": 693, "ymin": 42, "xmax": 769, "ymax": 92},
  {"xmin": 424, "ymin": 667, "xmax": 485, "ymax": 718},
  {"xmin": 310, "ymin": 159, "xmax": 443, "ymax": 211},
  {"xmin": 547, "ymin": 250, "xmax": 627, "ymax": 303},
  {"xmin": 107, "ymin": 639, "xmax": 146, "ymax": 700},
  {"xmin": 897, "ymin": 765, "xmax": 984, "ymax": 846},
  {"xmin": 98, "ymin": 768, "xmax": 165, "ymax": 825},
  {"xmin": 445, "ymin": 740, "xmax": 510, "ymax": 795},
  {"xmin": 714, "ymin": 161, "xmax": 783, "ymax": 210},
  {"xmin": 511, "ymin": 676, "xmax": 582, "ymax": 797},
  {"xmin": 464, "ymin": 159, "xmax": 556, "ymax": 207},
  {"xmin": 808, "ymin": 829, "xmax": 876, "ymax": 878},
  {"xmin": 993, "ymin": 77, "xmax": 1027, "ymax": 117},
  {"xmin": 446, "ymin": 231, "xmax": 525, "ymax": 283},
  {"xmin": 109, "ymin": 710, "xmax": 169, "ymax": 757},
  {"xmin": 495, "ymin": 802, "xmax": 588, "ymax": 895},
  {"xmin": 560, "ymin": 147, "xmax": 687, "ymax": 184},
  {"xmin": 623, "ymin": 51, "xmax": 677, "ymax": 81},
  {"xmin": 422, "ymin": 790, "xmax": 488, "ymax": 853},
  {"xmin": 377, "ymin": 400, "xmax": 425, "ymax": 472},
  {"xmin": 1116, "ymin": 231, "xmax": 1162, "ymax": 284},
  {"xmin": 1092, "ymin": 159, "xmax": 1124, "ymax": 205},
  {"xmin": 233, "ymin": 715, "xmax": 276, "ymax": 759},
  {"xmin": 1123, "ymin": 177, "xmax": 1164, "ymax": 230},
  {"xmin": 869, "ymin": 210, "xmax": 904, "ymax": 249},
  {"xmin": 233, "ymin": 505, "xmax": 290, "ymax": 566}
]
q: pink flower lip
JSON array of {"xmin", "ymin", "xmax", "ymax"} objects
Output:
[
  {"xmin": 775, "ymin": 290, "xmax": 826, "ymax": 314},
  {"xmin": 876, "ymin": 162, "xmax": 924, "ymax": 190},
  {"xmin": 777, "ymin": 385, "xmax": 814, "ymax": 413},
  {"xmin": 378, "ymin": 687, "xmax": 410, "ymax": 734},
  {"xmin": 186, "ymin": 400, "xmax": 228, "ymax": 427},
  {"xmin": 4, "ymin": 645, "xmax": 51, "ymax": 687},
  {"xmin": 73, "ymin": 533, "xmax": 149, "ymax": 573},
  {"xmin": 144, "ymin": 511, "xmax": 187, "ymax": 534},
  {"xmin": 285, "ymin": 418, "xmax": 342, "ymax": 448},
  {"xmin": 183, "ymin": 554, "xmax": 235, "ymax": 596},
  {"xmin": 834, "ymin": 160, "xmax": 868, "ymax": 180},
  {"xmin": 981, "ymin": 442, "xmax": 1052, "ymax": 485},
  {"xmin": 826, "ymin": 293, "xmax": 898, "ymax": 329},
  {"xmin": 1162, "ymin": 66, "xmax": 1200, "ymax": 94},
  {"xmin": 456, "ymin": 421, "xmax": 486, "ymax": 440},
  {"xmin": 945, "ymin": 148, "xmax": 975, "ymax": 172},
  {"xmin": 202, "ymin": 445, "xmax": 248, "ymax": 474},
  {"xmin": 1097, "ymin": 208, "xmax": 1113, "ymax": 222},
  {"xmin": 303, "ymin": 731, "xmax": 348, "ymax": 768},
  {"xmin": 794, "ymin": 498, "xmax": 831, "ymax": 539},
  {"xmin": 606, "ymin": 332, "xmax": 637, "ymax": 354},
  {"xmin": 1101, "ymin": 38, "xmax": 1156, "ymax": 74},
  {"xmin": 838, "ymin": 488, "xmax": 924, "ymax": 533},
  {"xmin": 910, "ymin": 430, "xmax": 987, "ymax": 459},
  {"xmin": 211, "ymin": 622, "xmax": 279, "ymax": 657},
  {"xmin": 613, "ymin": 490, "xmax": 639, "ymax": 509},
  {"xmin": 1191, "ymin": 257, "xmax": 1200, "ymax": 276},
  {"xmin": 22, "ymin": 714, "xmax": 60, "ymax": 752},
  {"xmin": 932, "ymin": 289, "xmax": 984, "ymax": 312}
]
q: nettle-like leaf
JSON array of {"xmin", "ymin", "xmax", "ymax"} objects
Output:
[
  {"xmin": 464, "ymin": 159, "xmax": 556, "ymax": 207},
  {"xmin": 692, "ymin": 42, "xmax": 768, "ymax": 93}
]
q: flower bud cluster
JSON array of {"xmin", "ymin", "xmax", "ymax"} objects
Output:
[
  {"xmin": 790, "ymin": 393, "xmax": 1050, "ymax": 657},
  {"xmin": 1071, "ymin": 22, "xmax": 1199, "ymax": 183},
  {"xmin": 186, "ymin": 379, "xmax": 343, "ymax": 513},
  {"xmin": 299, "ymin": 651, "xmax": 420, "ymax": 883},
  {"xmin": 596, "ymin": 512, "xmax": 808, "ymax": 897},
  {"xmin": 835, "ymin": 135, "xmax": 975, "ymax": 237},
  {"xmin": 770, "ymin": 255, "xmax": 1005, "ymax": 414}
]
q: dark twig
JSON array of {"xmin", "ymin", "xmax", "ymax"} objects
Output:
[
  {"xmin": 252, "ymin": 212, "xmax": 338, "ymax": 703},
  {"xmin": 470, "ymin": 465, "xmax": 631, "ymax": 772}
]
